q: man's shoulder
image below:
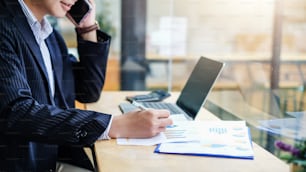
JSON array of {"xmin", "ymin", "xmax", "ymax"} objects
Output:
[
  {"xmin": 0, "ymin": 1, "xmax": 26, "ymax": 38},
  {"xmin": 0, "ymin": 13, "xmax": 17, "ymax": 35},
  {"xmin": 0, "ymin": 10, "xmax": 23, "ymax": 46},
  {"xmin": 0, "ymin": 0, "xmax": 23, "ymax": 22},
  {"xmin": 0, "ymin": 2, "xmax": 14, "ymax": 26},
  {"xmin": 0, "ymin": 0, "xmax": 14, "ymax": 14}
]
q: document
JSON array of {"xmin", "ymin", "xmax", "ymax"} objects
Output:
[
  {"xmin": 116, "ymin": 114, "xmax": 193, "ymax": 146},
  {"xmin": 117, "ymin": 120, "xmax": 254, "ymax": 160},
  {"xmin": 117, "ymin": 133, "xmax": 167, "ymax": 146},
  {"xmin": 154, "ymin": 121, "xmax": 254, "ymax": 159},
  {"xmin": 117, "ymin": 120, "xmax": 199, "ymax": 146}
]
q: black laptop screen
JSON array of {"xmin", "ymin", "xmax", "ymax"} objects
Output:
[{"xmin": 176, "ymin": 57, "xmax": 224, "ymax": 119}]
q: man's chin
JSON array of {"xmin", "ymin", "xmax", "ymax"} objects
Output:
[{"xmin": 49, "ymin": 10, "xmax": 67, "ymax": 19}]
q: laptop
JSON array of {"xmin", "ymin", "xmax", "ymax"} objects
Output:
[{"xmin": 119, "ymin": 56, "xmax": 225, "ymax": 120}]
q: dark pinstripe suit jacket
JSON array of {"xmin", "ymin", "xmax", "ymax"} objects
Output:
[{"xmin": 0, "ymin": 0, "xmax": 112, "ymax": 171}]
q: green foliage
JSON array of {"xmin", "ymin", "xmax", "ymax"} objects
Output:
[
  {"xmin": 97, "ymin": 15, "xmax": 116, "ymax": 37},
  {"xmin": 276, "ymin": 140, "xmax": 306, "ymax": 167},
  {"xmin": 96, "ymin": 1, "xmax": 116, "ymax": 37}
]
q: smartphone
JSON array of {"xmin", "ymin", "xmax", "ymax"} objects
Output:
[
  {"xmin": 66, "ymin": 0, "xmax": 92, "ymax": 25},
  {"xmin": 126, "ymin": 90, "xmax": 171, "ymax": 102}
]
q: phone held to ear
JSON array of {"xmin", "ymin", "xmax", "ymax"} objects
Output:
[{"xmin": 66, "ymin": 0, "xmax": 92, "ymax": 25}]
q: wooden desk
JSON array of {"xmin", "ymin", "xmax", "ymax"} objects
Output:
[{"xmin": 85, "ymin": 91, "xmax": 289, "ymax": 172}]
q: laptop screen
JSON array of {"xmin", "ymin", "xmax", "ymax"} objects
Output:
[{"xmin": 176, "ymin": 57, "xmax": 224, "ymax": 119}]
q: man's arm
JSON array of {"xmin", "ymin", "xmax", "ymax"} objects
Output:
[{"xmin": 73, "ymin": 30, "xmax": 111, "ymax": 103}]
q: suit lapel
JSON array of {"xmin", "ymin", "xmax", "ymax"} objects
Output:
[
  {"xmin": 7, "ymin": 0, "xmax": 53, "ymax": 103},
  {"xmin": 9, "ymin": 0, "xmax": 51, "ymax": 86},
  {"xmin": 46, "ymin": 35, "xmax": 68, "ymax": 108},
  {"xmin": 13, "ymin": 17, "xmax": 51, "ymax": 85},
  {"xmin": 6, "ymin": 0, "xmax": 68, "ymax": 107}
]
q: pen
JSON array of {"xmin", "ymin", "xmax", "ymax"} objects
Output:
[{"xmin": 132, "ymin": 100, "xmax": 148, "ymax": 110}]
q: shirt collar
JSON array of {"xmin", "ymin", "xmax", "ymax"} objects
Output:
[{"xmin": 18, "ymin": 0, "xmax": 53, "ymax": 42}]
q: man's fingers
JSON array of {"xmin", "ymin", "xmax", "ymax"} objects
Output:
[
  {"xmin": 154, "ymin": 109, "xmax": 171, "ymax": 118},
  {"xmin": 158, "ymin": 117, "xmax": 173, "ymax": 128}
]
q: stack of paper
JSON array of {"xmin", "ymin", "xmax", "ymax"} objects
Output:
[{"xmin": 117, "ymin": 121, "xmax": 254, "ymax": 159}]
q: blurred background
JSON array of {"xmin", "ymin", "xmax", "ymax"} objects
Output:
[
  {"xmin": 52, "ymin": 0, "xmax": 306, "ymax": 113},
  {"xmin": 50, "ymin": 0, "xmax": 306, "ymax": 159}
]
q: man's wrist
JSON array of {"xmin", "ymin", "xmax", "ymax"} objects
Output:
[
  {"xmin": 76, "ymin": 21, "xmax": 99, "ymax": 35},
  {"xmin": 98, "ymin": 115, "xmax": 113, "ymax": 140}
]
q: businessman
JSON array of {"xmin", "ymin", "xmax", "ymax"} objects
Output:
[{"xmin": 0, "ymin": 0, "xmax": 172, "ymax": 171}]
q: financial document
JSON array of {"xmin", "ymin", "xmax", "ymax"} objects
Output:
[{"xmin": 155, "ymin": 121, "xmax": 254, "ymax": 159}]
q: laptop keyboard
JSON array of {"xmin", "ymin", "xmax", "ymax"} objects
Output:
[{"xmin": 141, "ymin": 102, "xmax": 184, "ymax": 114}]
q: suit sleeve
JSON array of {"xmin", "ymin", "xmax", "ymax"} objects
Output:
[
  {"xmin": 74, "ymin": 30, "xmax": 111, "ymax": 103},
  {"xmin": 0, "ymin": 26, "xmax": 111, "ymax": 146}
]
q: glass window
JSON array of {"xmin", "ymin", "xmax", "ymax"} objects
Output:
[
  {"xmin": 57, "ymin": 0, "xmax": 306, "ymax": 93},
  {"xmin": 56, "ymin": 0, "xmax": 306, "ymax": 160}
]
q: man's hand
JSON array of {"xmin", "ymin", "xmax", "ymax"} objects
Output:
[
  {"xmin": 77, "ymin": 0, "xmax": 96, "ymax": 28},
  {"xmin": 109, "ymin": 109, "xmax": 173, "ymax": 138},
  {"xmin": 72, "ymin": 0, "xmax": 98, "ymax": 42}
]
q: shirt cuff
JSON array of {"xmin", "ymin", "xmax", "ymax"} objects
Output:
[{"xmin": 98, "ymin": 115, "xmax": 113, "ymax": 140}]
